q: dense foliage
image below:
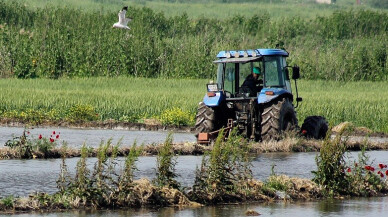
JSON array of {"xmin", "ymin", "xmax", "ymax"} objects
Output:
[{"xmin": 0, "ymin": 1, "xmax": 386, "ymax": 80}]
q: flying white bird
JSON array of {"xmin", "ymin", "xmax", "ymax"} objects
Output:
[{"xmin": 113, "ymin": 6, "xmax": 132, "ymax": 30}]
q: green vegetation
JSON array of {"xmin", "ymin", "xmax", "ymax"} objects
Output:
[
  {"xmin": 154, "ymin": 132, "xmax": 180, "ymax": 189},
  {"xmin": 4, "ymin": 129, "xmax": 61, "ymax": 158},
  {"xmin": 192, "ymin": 128, "xmax": 256, "ymax": 204},
  {"xmin": 0, "ymin": 1, "xmax": 386, "ymax": 80},
  {"xmin": 313, "ymin": 124, "xmax": 388, "ymax": 196},
  {"xmin": 1, "ymin": 78, "xmax": 387, "ymax": 133},
  {"xmin": 0, "ymin": 77, "xmax": 202, "ymax": 125},
  {"xmin": 5, "ymin": 0, "xmax": 386, "ymax": 19}
]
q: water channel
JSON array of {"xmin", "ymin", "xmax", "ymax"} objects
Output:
[{"xmin": 1, "ymin": 127, "xmax": 388, "ymax": 217}]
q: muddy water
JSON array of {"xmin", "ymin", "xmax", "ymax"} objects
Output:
[
  {"xmin": 0, "ymin": 126, "xmax": 196, "ymax": 148},
  {"xmin": 1, "ymin": 151, "xmax": 388, "ymax": 197}
]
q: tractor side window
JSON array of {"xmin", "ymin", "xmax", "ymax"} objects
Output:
[
  {"xmin": 264, "ymin": 57, "xmax": 285, "ymax": 87},
  {"xmin": 219, "ymin": 63, "xmax": 235, "ymax": 93}
]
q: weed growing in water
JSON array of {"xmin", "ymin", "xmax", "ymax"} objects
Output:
[
  {"xmin": 155, "ymin": 132, "xmax": 180, "ymax": 189},
  {"xmin": 0, "ymin": 196, "xmax": 14, "ymax": 209},
  {"xmin": 312, "ymin": 127, "xmax": 350, "ymax": 196},
  {"xmin": 313, "ymin": 124, "xmax": 388, "ymax": 196},
  {"xmin": 4, "ymin": 129, "xmax": 60, "ymax": 159},
  {"xmin": 192, "ymin": 128, "xmax": 254, "ymax": 204},
  {"xmin": 343, "ymin": 145, "xmax": 388, "ymax": 196}
]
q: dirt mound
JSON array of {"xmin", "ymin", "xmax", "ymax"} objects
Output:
[
  {"xmin": 332, "ymin": 122, "xmax": 387, "ymax": 137},
  {"xmin": 132, "ymin": 179, "xmax": 201, "ymax": 207},
  {"xmin": 268, "ymin": 175, "xmax": 323, "ymax": 200}
]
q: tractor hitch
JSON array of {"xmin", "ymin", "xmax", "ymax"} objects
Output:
[{"xmin": 197, "ymin": 119, "xmax": 234, "ymax": 145}]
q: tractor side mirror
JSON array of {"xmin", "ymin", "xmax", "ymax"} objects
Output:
[{"xmin": 292, "ymin": 66, "xmax": 300, "ymax": 80}]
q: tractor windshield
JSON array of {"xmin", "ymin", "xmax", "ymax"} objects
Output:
[{"xmin": 216, "ymin": 60, "xmax": 264, "ymax": 95}]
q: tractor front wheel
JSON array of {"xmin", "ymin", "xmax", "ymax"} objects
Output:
[
  {"xmin": 195, "ymin": 102, "xmax": 216, "ymax": 137},
  {"xmin": 301, "ymin": 116, "xmax": 328, "ymax": 139},
  {"xmin": 261, "ymin": 98, "xmax": 298, "ymax": 141}
]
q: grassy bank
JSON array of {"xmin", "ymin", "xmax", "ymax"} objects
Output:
[
  {"xmin": 1, "ymin": 78, "xmax": 388, "ymax": 133},
  {"xmin": 1, "ymin": 130, "xmax": 388, "ymax": 160}
]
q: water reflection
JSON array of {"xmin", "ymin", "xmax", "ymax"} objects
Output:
[
  {"xmin": 8, "ymin": 197, "xmax": 388, "ymax": 217},
  {"xmin": 1, "ymin": 151, "xmax": 388, "ymax": 197},
  {"xmin": 0, "ymin": 127, "xmax": 196, "ymax": 148}
]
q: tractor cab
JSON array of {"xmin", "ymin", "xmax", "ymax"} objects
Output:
[
  {"xmin": 204, "ymin": 49, "xmax": 301, "ymax": 107},
  {"xmin": 214, "ymin": 49, "xmax": 294, "ymax": 97}
]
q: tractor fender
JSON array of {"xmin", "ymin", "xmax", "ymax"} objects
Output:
[
  {"xmin": 203, "ymin": 91, "xmax": 225, "ymax": 107},
  {"xmin": 257, "ymin": 88, "xmax": 293, "ymax": 104}
]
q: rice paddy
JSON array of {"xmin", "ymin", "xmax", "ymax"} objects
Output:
[{"xmin": 0, "ymin": 78, "xmax": 387, "ymax": 133}]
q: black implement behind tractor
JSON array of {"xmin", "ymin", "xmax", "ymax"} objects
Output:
[{"xmin": 195, "ymin": 48, "xmax": 328, "ymax": 144}]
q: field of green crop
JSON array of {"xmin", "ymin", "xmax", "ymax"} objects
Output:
[{"xmin": 1, "ymin": 78, "xmax": 387, "ymax": 133}]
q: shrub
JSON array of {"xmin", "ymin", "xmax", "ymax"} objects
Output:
[
  {"xmin": 158, "ymin": 107, "xmax": 194, "ymax": 126},
  {"xmin": 192, "ymin": 128, "xmax": 252, "ymax": 204},
  {"xmin": 154, "ymin": 132, "xmax": 180, "ymax": 189},
  {"xmin": 312, "ymin": 126, "xmax": 350, "ymax": 196},
  {"xmin": 66, "ymin": 104, "xmax": 98, "ymax": 122}
]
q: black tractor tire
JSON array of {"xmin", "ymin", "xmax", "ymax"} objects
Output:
[
  {"xmin": 261, "ymin": 98, "xmax": 298, "ymax": 141},
  {"xmin": 301, "ymin": 116, "xmax": 328, "ymax": 139},
  {"xmin": 195, "ymin": 102, "xmax": 216, "ymax": 137}
]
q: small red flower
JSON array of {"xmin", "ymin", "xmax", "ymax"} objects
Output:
[
  {"xmin": 302, "ymin": 130, "xmax": 307, "ymax": 134},
  {"xmin": 347, "ymin": 168, "xmax": 351, "ymax": 173},
  {"xmin": 39, "ymin": 134, "xmax": 42, "ymax": 139},
  {"xmin": 56, "ymin": 134, "xmax": 59, "ymax": 139},
  {"xmin": 52, "ymin": 131, "xmax": 56, "ymax": 135},
  {"xmin": 370, "ymin": 167, "xmax": 375, "ymax": 172},
  {"xmin": 50, "ymin": 138, "xmax": 54, "ymax": 143},
  {"xmin": 385, "ymin": 170, "xmax": 388, "ymax": 176},
  {"xmin": 380, "ymin": 173, "xmax": 384, "ymax": 178},
  {"xmin": 365, "ymin": 165, "xmax": 370, "ymax": 170},
  {"xmin": 379, "ymin": 163, "xmax": 384, "ymax": 169},
  {"xmin": 377, "ymin": 171, "xmax": 381, "ymax": 174},
  {"xmin": 27, "ymin": 131, "xmax": 30, "ymax": 134}
]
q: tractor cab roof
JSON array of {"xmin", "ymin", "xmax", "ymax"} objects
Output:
[{"xmin": 214, "ymin": 49, "xmax": 288, "ymax": 64}]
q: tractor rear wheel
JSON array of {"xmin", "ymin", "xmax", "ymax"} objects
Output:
[
  {"xmin": 261, "ymin": 98, "xmax": 298, "ymax": 141},
  {"xmin": 301, "ymin": 116, "xmax": 328, "ymax": 139},
  {"xmin": 195, "ymin": 102, "xmax": 216, "ymax": 137}
]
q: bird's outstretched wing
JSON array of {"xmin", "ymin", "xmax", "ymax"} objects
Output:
[
  {"xmin": 124, "ymin": 18, "xmax": 132, "ymax": 26},
  {"xmin": 118, "ymin": 10, "xmax": 126, "ymax": 24}
]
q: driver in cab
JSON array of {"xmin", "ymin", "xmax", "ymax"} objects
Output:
[{"xmin": 241, "ymin": 66, "xmax": 262, "ymax": 96}]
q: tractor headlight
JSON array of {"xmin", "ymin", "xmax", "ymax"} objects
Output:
[{"xmin": 207, "ymin": 84, "xmax": 218, "ymax": 92}]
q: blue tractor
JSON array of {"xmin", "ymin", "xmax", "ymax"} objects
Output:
[{"xmin": 195, "ymin": 48, "xmax": 328, "ymax": 143}]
